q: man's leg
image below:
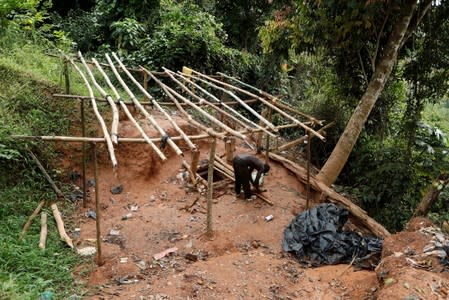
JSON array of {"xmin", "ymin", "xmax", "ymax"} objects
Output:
[
  {"xmin": 241, "ymin": 169, "xmax": 252, "ymax": 199},
  {"xmin": 234, "ymin": 163, "xmax": 242, "ymax": 195}
]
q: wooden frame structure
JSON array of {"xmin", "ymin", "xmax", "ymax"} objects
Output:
[{"xmin": 14, "ymin": 51, "xmax": 390, "ymax": 263}]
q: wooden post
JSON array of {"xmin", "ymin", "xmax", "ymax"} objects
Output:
[
  {"xmin": 225, "ymin": 137, "xmax": 235, "ymax": 163},
  {"xmin": 190, "ymin": 148, "xmax": 200, "ymax": 180},
  {"xmin": 306, "ymin": 132, "xmax": 311, "ymax": 210},
  {"xmin": 63, "ymin": 59, "xmax": 70, "ymax": 94},
  {"xmin": 20, "ymin": 200, "xmax": 45, "ymax": 240},
  {"xmin": 264, "ymin": 108, "xmax": 273, "ymax": 163},
  {"xmin": 206, "ymin": 138, "xmax": 217, "ymax": 238},
  {"xmin": 256, "ymin": 108, "xmax": 268, "ymax": 152},
  {"xmin": 81, "ymin": 98, "xmax": 87, "ymax": 207},
  {"xmin": 39, "ymin": 212, "xmax": 47, "ymax": 250},
  {"xmin": 93, "ymin": 142, "xmax": 103, "ymax": 265}
]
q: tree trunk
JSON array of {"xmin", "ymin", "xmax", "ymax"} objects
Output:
[{"xmin": 317, "ymin": 0, "xmax": 419, "ymax": 186}]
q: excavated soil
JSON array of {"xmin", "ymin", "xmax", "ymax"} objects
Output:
[{"xmin": 61, "ymin": 111, "xmax": 449, "ymax": 299}]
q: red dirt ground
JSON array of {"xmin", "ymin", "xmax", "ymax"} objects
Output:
[{"xmin": 61, "ymin": 111, "xmax": 449, "ymax": 299}]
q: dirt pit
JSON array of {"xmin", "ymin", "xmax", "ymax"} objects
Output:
[{"xmin": 63, "ymin": 113, "xmax": 449, "ymax": 299}]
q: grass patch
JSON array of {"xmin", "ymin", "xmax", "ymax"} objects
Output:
[{"xmin": 0, "ymin": 29, "xmax": 87, "ymax": 299}]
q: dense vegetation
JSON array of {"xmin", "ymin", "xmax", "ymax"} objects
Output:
[{"xmin": 1, "ymin": 0, "xmax": 448, "ymax": 297}]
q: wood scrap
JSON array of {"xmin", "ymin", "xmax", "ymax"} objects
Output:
[
  {"xmin": 20, "ymin": 200, "xmax": 45, "ymax": 240},
  {"xmin": 50, "ymin": 203, "xmax": 74, "ymax": 248},
  {"xmin": 39, "ymin": 212, "xmax": 47, "ymax": 250}
]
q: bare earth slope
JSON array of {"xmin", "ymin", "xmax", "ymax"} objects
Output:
[{"xmin": 65, "ymin": 112, "xmax": 448, "ymax": 299}]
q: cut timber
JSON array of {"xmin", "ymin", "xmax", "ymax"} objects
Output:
[
  {"xmin": 39, "ymin": 212, "xmax": 47, "ymax": 250},
  {"xmin": 206, "ymin": 138, "xmax": 217, "ymax": 237},
  {"xmin": 20, "ymin": 200, "xmax": 45, "ymax": 240},
  {"xmin": 268, "ymin": 152, "xmax": 390, "ymax": 238},
  {"xmin": 50, "ymin": 203, "xmax": 74, "ymax": 248}
]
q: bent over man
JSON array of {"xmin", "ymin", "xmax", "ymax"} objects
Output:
[{"xmin": 233, "ymin": 154, "xmax": 270, "ymax": 200}]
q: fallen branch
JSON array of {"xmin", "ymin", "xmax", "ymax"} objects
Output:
[
  {"xmin": 51, "ymin": 203, "xmax": 74, "ymax": 248},
  {"xmin": 39, "ymin": 212, "xmax": 47, "ymax": 250},
  {"xmin": 28, "ymin": 150, "xmax": 64, "ymax": 199},
  {"xmin": 20, "ymin": 200, "xmax": 45, "ymax": 240}
]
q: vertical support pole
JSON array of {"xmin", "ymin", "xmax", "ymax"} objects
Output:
[
  {"xmin": 225, "ymin": 137, "xmax": 235, "ymax": 163},
  {"xmin": 255, "ymin": 108, "xmax": 268, "ymax": 153},
  {"xmin": 264, "ymin": 108, "xmax": 273, "ymax": 164},
  {"xmin": 81, "ymin": 98, "xmax": 87, "ymax": 208},
  {"xmin": 93, "ymin": 142, "xmax": 103, "ymax": 266},
  {"xmin": 143, "ymin": 70, "xmax": 148, "ymax": 102},
  {"xmin": 63, "ymin": 59, "xmax": 70, "ymax": 94},
  {"xmin": 190, "ymin": 148, "xmax": 200, "ymax": 180},
  {"xmin": 306, "ymin": 132, "xmax": 311, "ymax": 210},
  {"xmin": 206, "ymin": 138, "xmax": 217, "ymax": 238}
]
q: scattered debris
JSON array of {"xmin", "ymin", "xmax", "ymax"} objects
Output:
[
  {"xmin": 136, "ymin": 260, "xmax": 147, "ymax": 270},
  {"xmin": 85, "ymin": 209, "xmax": 96, "ymax": 220},
  {"xmin": 77, "ymin": 246, "xmax": 97, "ymax": 256},
  {"xmin": 122, "ymin": 213, "xmax": 133, "ymax": 220},
  {"xmin": 87, "ymin": 179, "xmax": 95, "ymax": 187},
  {"xmin": 115, "ymin": 275, "xmax": 139, "ymax": 285},
  {"xmin": 120, "ymin": 257, "xmax": 128, "ymax": 263},
  {"xmin": 264, "ymin": 214, "xmax": 274, "ymax": 222},
  {"xmin": 70, "ymin": 170, "xmax": 81, "ymax": 182},
  {"xmin": 110, "ymin": 185, "xmax": 124, "ymax": 194},
  {"xmin": 153, "ymin": 247, "xmax": 178, "ymax": 260},
  {"xmin": 70, "ymin": 187, "xmax": 83, "ymax": 202},
  {"xmin": 109, "ymin": 229, "xmax": 120, "ymax": 236},
  {"xmin": 185, "ymin": 253, "xmax": 198, "ymax": 262}
]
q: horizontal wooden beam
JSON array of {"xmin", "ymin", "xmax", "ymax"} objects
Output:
[{"xmin": 11, "ymin": 134, "xmax": 210, "ymax": 143}]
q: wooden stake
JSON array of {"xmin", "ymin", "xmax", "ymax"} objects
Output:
[
  {"xmin": 93, "ymin": 143, "xmax": 103, "ymax": 265},
  {"xmin": 50, "ymin": 203, "xmax": 74, "ymax": 248},
  {"xmin": 190, "ymin": 149, "xmax": 200, "ymax": 180},
  {"xmin": 39, "ymin": 212, "xmax": 47, "ymax": 250},
  {"xmin": 306, "ymin": 132, "xmax": 311, "ymax": 210},
  {"xmin": 81, "ymin": 98, "xmax": 87, "ymax": 207},
  {"xmin": 28, "ymin": 150, "xmax": 64, "ymax": 199},
  {"xmin": 143, "ymin": 70, "xmax": 148, "ymax": 101},
  {"xmin": 20, "ymin": 200, "xmax": 45, "ymax": 240},
  {"xmin": 225, "ymin": 137, "xmax": 235, "ymax": 163},
  {"xmin": 206, "ymin": 138, "xmax": 217, "ymax": 238}
]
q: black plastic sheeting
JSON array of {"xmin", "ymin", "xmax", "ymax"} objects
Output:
[{"xmin": 282, "ymin": 203, "xmax": 383, "ymax": 268}]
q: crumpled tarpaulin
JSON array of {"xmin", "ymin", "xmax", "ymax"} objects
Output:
[{"xmin": 282, "ymin": 203, "xmax": 383, "ymax": 268}]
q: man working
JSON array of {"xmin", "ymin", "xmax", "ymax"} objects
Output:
[{"xmin": 233, "ymin": 153, "xmax": 270, "ymax": 200}]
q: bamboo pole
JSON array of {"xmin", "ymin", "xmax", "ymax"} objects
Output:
[
  {"xmin": 20, "ymin": 200, "xmax": 45, "ymax": 240},
  {"xmin": 52, "ymin": 93, "xmax": 258, "ymax": 107},
  {"xmin": 78, "ymin": 53, "xmax": 120, "ymax": 144},
  {"xmin": 181, "ymin": 72, "xmax": 277, "ymax": 132},
  {"xmin": 28, "ymin": 150, "xmax": 65, "ymax": 199},
  {"xmin": 12, "ymin": 134, "xmax": 210, "ymax": 143},
  {"xmin": 92, "ymin": 58, "xmax": 166, "ymax": 161},
  {"xmin": 193, "ymin": 70, "xmax": 325, "ymax": 141},
  {"xmin": 67, "ymin": 56, "xmax": 118, "ymax": 168},
  {"xmin": 92, "ymin": 142, "xmax": 103, "ymax": 265},
  {"xmin": 153, "ymin": 72, "xmax": 247, "ymax": 140},
  {"xmin": 306, "ymin": 132, "xmax": 311, "ymax": 210},
  {"xmin": 164, "ymin": 70, "xmax": 252, "ymax": 133},
  {"xmin": 105, "ymin": 54, "xmax": 183, "ymax": 156},
  {"xmin": 277, "ymin": 122, "xmax": 334, "ymax": 152},
  {"xmin": 51, "ymin": 203, "xmax": 74, "ymax": 248},
  {"xmin": 81, "ymin": 97, "xmax": 87, "ymax": 207},
  {"xmin": 206, "ymin": 138, "xmax": 217, "ymax": 238},
  {"xmin": 170, "ymin": 70, "xmax": 275, "ymax": 137},
  {"xmin": 143, "ymin": 70, "xmax": 148, "ymax": 102},
  {"xmin": 213, "ymin": 165, "xmax": 234, "ymax": 181},
  {"xmin": 217, "ymin": 72, "xmax": 321, "ymax": 124},
  {"xmin": 39, "ymin": 212, "xmax": 47, "ymax": 250},
  {"xmin": 112, "ymin": 54, "xmax": 196, "ymax": 151},
  {"xmin": 144, "ymin": 70, "xmax": 224, "ymax": 139}
]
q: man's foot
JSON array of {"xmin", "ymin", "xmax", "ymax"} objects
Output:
[{"xmin": 245, "ymin": 195, "xmax": 257, "ymax": 201}]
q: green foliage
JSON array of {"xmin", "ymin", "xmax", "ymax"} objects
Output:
[
  {"xmin": 0, "ymin": 27, "xmax": 83, "ymax": 298},
  {"xmin": 111, "ymin": 17, "xmax": 145, "ymax": 50}
]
